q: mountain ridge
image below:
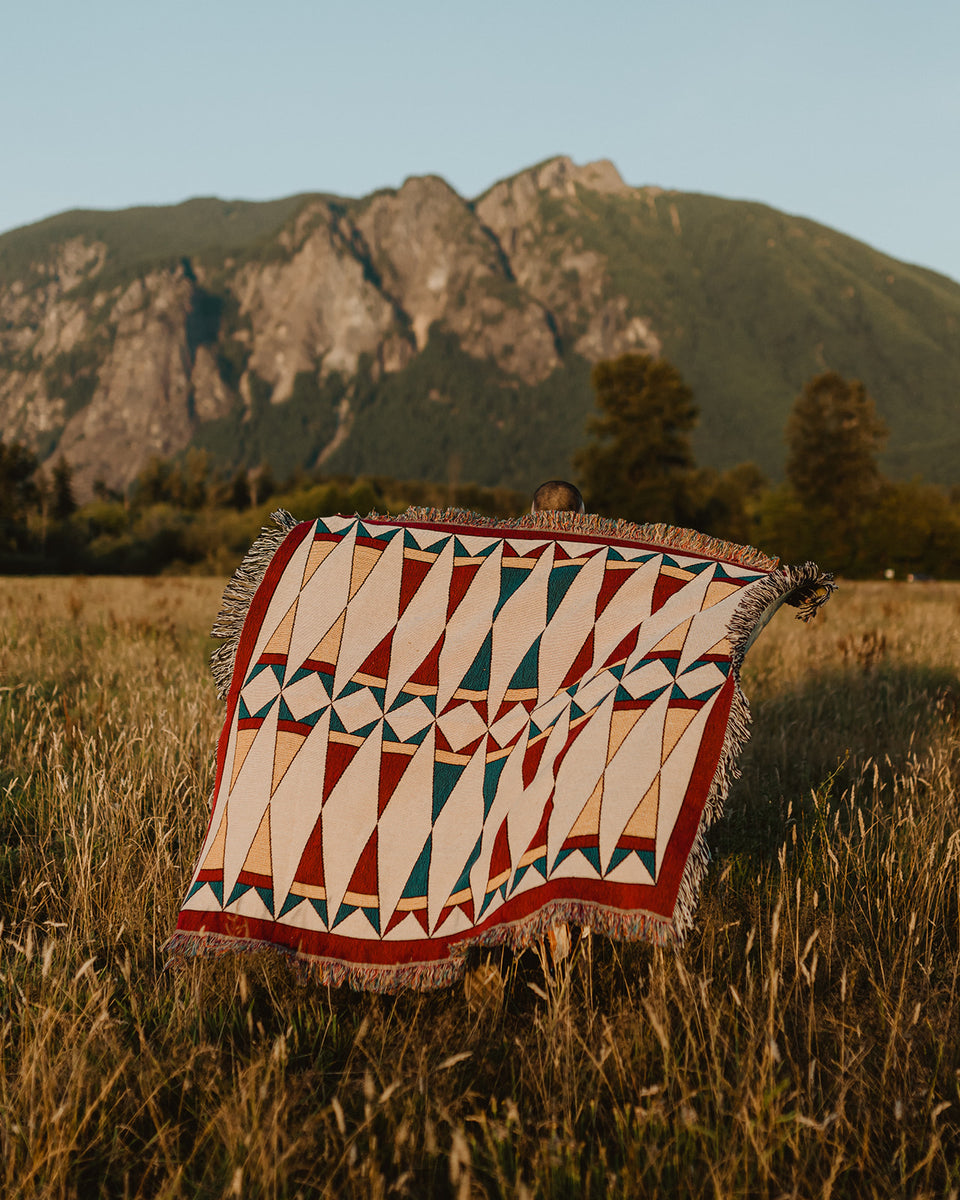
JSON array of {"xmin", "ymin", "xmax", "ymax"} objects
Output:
[{"xmin": 1, "ymin": 156, "xmax": 958, "ymax": 499}]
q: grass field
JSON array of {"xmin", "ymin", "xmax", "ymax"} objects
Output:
[{"xmin": 0, "ymin": 575, "xmax": 958, "ymax": 1198}]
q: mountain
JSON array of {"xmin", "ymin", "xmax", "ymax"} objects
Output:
[{"xmin": 1, "ymin": 156, "xmax": 958, "ymax": 500}]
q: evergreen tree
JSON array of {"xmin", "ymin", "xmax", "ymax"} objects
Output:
[
  {"xmin": 784, "ymin": 371, "xmax": 888, "ymax": 570},
  {"xmin": 574, "ymin": 354, "xmax": 698, "ymax": 525},
  {"xmin": 786, "ymin": 372, "xmax": 888, "ymax": 511},
  {"xmin": 52, "ymin": 455, "xmax": 77, "ymax": 520}
]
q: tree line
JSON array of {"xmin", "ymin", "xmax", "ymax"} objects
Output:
[
  {"xmin": 1, "ymin": 355, "xmax": 958, "ymax": 577},
  {"xmin": 576, "ymin": 355, "xmax": 960, "ymax": 579}
]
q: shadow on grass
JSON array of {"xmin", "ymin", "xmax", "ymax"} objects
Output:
[{"xmin": 712, "ymin": 660, "xmax": 960, "ymax": 871}]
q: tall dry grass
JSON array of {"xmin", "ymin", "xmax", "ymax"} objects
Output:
[{"xmin": 0, "ymin": 576, "xmax": 957, "ymax": 1198}]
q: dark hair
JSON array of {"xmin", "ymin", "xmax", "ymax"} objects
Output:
[{"xmin": 532, "ymin": 480, "xmax": 585, "ymax": 513}]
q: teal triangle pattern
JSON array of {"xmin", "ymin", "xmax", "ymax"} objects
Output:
[
  {"xmin": 508, "ymin": 635, "xmax": 541, "ymax": 691},
  {"xmin": 493, "ymin": 565, "xmax": 529, "ymax": 618},
  {"xmin": 279, "ymin": 891, "xmax": 305, "ymax": 917},
  {"xmin": 546, "ymin": 563, "xmax": 582, "ymax": 622},
  {"xmin": 459, "ymin": 629, "xmax": 493, "ymax": 693},
  {"xmin": 450, "ymin": 834, "xmax": 482, "ymax": 896},
  {"xmin": 401, "ymin": 836, "xmax": 432, "ymax": 900},
  {"xmin": 482, "ymin": 756, "xmax": 508, "ymax": 817},
  {"xmin": 433, "ymin": 760, "xmax": 466, "ymax": 820}
]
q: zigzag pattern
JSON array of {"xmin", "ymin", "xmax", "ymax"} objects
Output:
[{"xmin": 178, "ymin": 514, "xmax": 766, "ymax": 969}]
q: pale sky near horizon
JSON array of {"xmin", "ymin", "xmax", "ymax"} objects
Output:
[{"xmin": 3, "ymin": 0, "xmax": 958, "ymax": 282}]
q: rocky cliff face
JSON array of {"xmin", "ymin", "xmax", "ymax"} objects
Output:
[{"xmin": 2, "ymin": 156, "xmax": 959, "ymax": 496}]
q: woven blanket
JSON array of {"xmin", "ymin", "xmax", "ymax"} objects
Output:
[{"xmin": 168, "ymin": 508, "xmax": 833, "ymax": 990}]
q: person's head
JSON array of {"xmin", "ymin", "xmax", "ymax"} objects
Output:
[{"xmin": 531, "ymin": 480, "xmax": 585, "ymax": 514}]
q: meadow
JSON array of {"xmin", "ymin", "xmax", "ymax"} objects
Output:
[{"xmin": 0, "ymin": 574, "xmax": 957, "ymax": 1198}]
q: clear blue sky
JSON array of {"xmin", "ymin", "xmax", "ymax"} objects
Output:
[{"xmin": 3, "ymin": 0, "xmax": 958, "ymax": 282}]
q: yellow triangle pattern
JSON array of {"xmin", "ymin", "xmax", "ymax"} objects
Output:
[
  {"xmin": 263, "ymin": 598, "xmax": 298, "ymax": 655},
  {"xmin": 242, "ymin": 808, "xmax": 272, "ymax": 877},
  {"xmin": 309, "ymin": 611, "xmax": 346, "ymax": 664},
  {"xmin": 230, "ymin": 727, "xmax": 259, "ymax": 792},
  {"xmin": 607, "ymin": 707, "xmax": 644, "ymax": 764},
  {"xmin": 622, "ymin": 777, "xmax": 659, "ymax": 838},
  {"xmin": 201, "ymin": 811, "xmax": 228, "ymax": 872},
  {"xmin": 662, "ymin": 706, "xmax": 697, "ymax": 762},
  {"xmin": 649, "ymin": 615, "xmax": 693, "ymax": 656},
  {"xmin": 701, "ymin": 579, "xmax": 740, "ymax": 610},
  {"xmin": 568, "ymin": 775, "xmax": 603, "ymax": 838},
  {"xmin": 302, "ymin": 537, "xmax": 338, "ymax": 587},
  {"xmin": 349, "ymin": 544, "xmax": 382, "ymax": 598},
  {"xmin": 272, "ymin": 728, "xmax": 308, "ymax": 795}
]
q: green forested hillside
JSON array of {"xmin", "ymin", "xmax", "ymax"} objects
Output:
[{"xmin": 1, "ymin": 157, "xmax": 957, "ymax": 493}]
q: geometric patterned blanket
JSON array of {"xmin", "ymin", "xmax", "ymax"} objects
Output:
[{"xmin": 168, "ymin": 507, "xmax": 832, "ymax": 990}]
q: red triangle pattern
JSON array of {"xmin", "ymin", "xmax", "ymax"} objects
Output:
[
  {"xmin": 345, "ymin": 828, "xmax": 378, "ymax": 896},
  {"xmin": 385, "ymin": 907, "xmax": 408, "ymax": 935},
  {"xmin": 293, "ymin": 817, "xmax": 324, "ymax": 886},
  {"xmin": 323, "ymin": 740, "xmax": 360, "ymax": 802},
  {"xmin": 378, "ymin": 749, "xmax": 415, "ymax": 816},
  {"xmin": 594, "ymin": 566, "xmax": 633, "ymax": 618},
  {"xmin": 486, "ymin": 817, "xmax": 512, "ymax": 888},
  {"xmin": 602, "ymin": 625, "xmax": 641, "ymax": 668},
  {"xmin": 407, "ymin": 633, "xmax": 445, "ymax": 689},
  {"xmin": 446, "ymin": 563, "xmax": 482, "ymax": 620},
  {"xmin": 397, "ymin": 556, "xmax": 433, "ymax": 617},
  {"xmin": 561, "ymin": 629, "xmax": 595, "ymax": 689},
  {"xmin": 522, "ymin": 735, "xmax": 550, "ymax": 788},
  {"xmin": 651, "ymin": 572, "xmax": 688, "ymax": 613},
  {"xmin": 358, "ymin": 628, "xmax": 393, "ymax": 681}
]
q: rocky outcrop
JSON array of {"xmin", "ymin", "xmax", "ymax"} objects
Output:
[
  {"xmin": 3, "ymin": 155, "xmax": 958, "ymax": 493},
  {"xmin": 475, "ymin": 157, "xmax": 661, "ymax": 360},
  {"xmin": 0, "ymin": 157, "xmax": 643, "ymax": 497},
  {"xmin": 354, "ymin": 175, "xmax": 559, "ymax": 382}
]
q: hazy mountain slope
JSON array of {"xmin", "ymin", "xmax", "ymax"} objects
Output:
[{"xmin": 1, "ymin": 157, "xmax": 957, "ymax": 498}]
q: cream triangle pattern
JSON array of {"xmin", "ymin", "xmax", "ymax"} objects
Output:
[
  {"xmin": 285, "ymin": 527, "xmax": 357, "ymax": 674},
  {"xmin": 171, "ymin": 511, "xmax": 812, "ymax": 988},
  {"xmin": 247, "ymin": 530, "xmax": 315, "ymax": 667},
  {"xmin": 385, "ymin": 535, "xmax": 455, "ymax": 709},
  {"xmin": 268, "ymin": 710, "xmax": 333, "ymax": 911},
  {"xmin": 598, "ymin": 689, "xmax": 670, "ymax": 870},
  {"xmin": 320, "ymin": 726, "xmax": 383, "ymax": 919}
]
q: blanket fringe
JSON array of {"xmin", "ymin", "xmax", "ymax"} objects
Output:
[
  {"xmin": 165, "ymin": 900, "xmax": 678, "ymax": 992},
  {"xmin": 189, "ymin": 507, "xmax": 834, "ymax": 990},
  {"xmin": 665, "ymin": 559, "xmax": 836, "ymax": 944},
  {"xmin": 210, "ymin": 509, "xmax": 299, "ymax": 700},
  {"xmin": 391, "ymin": 506, "xmax": 782, "ymax": 572}
]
